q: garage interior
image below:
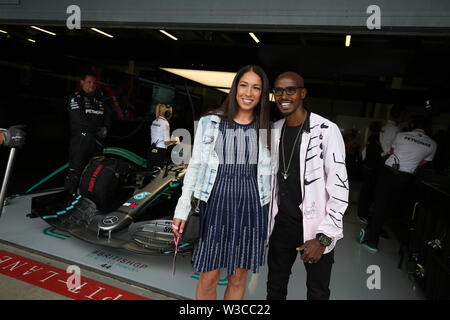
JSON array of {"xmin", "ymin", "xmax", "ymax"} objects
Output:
[
  {"xmin": 0, "ymin": 13, "xmax": 450, "ymax": 300},
  {"xmin": 1, "ymin": 24, "xmax": 450, "ymax": 186}
]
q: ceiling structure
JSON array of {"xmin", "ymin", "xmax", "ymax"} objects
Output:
[{"xmin": 1, "ymin": 24, "xmax": 450, "ymax": 113}]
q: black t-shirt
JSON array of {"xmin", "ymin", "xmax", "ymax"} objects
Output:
[{"xmin": 276, "ymin": 119, "xmax": 307, "ymax": 232}]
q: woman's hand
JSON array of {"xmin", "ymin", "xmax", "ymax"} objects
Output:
[{"xmin": 172, "ymin": 218, "xmax": 186, "ymax": 238}]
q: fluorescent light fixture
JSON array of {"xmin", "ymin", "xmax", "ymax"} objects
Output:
[
  {"xmin": 345, "ymin": 35, "xmax": 351, "ymax": 47},
  {"xmin": 217, "ymin": 88, "xmax": 230, "ymax": 94},
  {"xmin": 161, "ymin": 68, "xmax": 236, "ymax": 88},
  {"xmin": 31, "ymin": 26, "xmax": 56, "ymax": 36},
  {"xmin": 249, "ymin": 32, "xmax": 260, "ymax": 43},
  {"xmin": 0, "ymin": 30, "xmax": 7, "ymax": 34},
  {"xmin": 159, "ymin": 30, "xmax": 178, "ymax": 40},
  {"xmin": 161, "ymin": 68, "xmax": 276, "ymax": 101},
  {"xmin": 90, "ymin": 28, "xmax": 114, "ymax": 38},
  {"xmin": 27, "ymin": 38, "xmax": 36, "ymax": 43}
]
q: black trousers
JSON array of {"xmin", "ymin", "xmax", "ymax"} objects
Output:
[
  {"xmin": 357, "ymin": 165, "xmax": 379, "ymax": 219},
  {"xmin": 64, "ymin": 132, "xmax": 102, "ymax": 195},
  {"xmin": 267, "ymin": 220, "xmax": 334, "ymax": 300},
  {"xmin": 367, "ymin": 166, "xmax": 414, "ymax": 245},
  {"xmin": 147, "ymin": 146, "xmax": 168, "ymax": 170}
]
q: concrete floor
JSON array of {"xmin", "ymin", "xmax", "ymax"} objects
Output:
[
  {"xmin": 0, "ymin": 180, "xmax": 426, "ymax": 300},
  {"xmin": 0, "ymin": 241, "xmax": 177, "ymax": 300}
]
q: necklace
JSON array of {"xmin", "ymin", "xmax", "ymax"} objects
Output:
[{"xmin": 281, "ymin": 121, "xmax": 304, "ymax": 180}]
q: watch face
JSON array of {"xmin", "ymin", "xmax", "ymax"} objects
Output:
[{"xmin": 320, "ymin": 235, "xmax": 332, "ymax": 246}]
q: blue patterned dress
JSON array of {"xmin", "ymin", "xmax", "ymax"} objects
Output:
[{"xmin": 192, "ymin": 119, "xmax": 269, "ymax": 275}]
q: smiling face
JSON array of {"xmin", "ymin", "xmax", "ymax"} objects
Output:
[
  {"xmin": 274, "ymin": 72, "xmax": 307, "ymax": 118},
  {"xmin": 235, "ymin": 71, "xmax": 262, "ymax": 113}
]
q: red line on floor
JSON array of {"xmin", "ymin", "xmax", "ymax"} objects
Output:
[{"xmin": 0, "ymin": 249, "xmax": 150, "ymax": 300}]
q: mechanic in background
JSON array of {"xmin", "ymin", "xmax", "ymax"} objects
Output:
[
  {"xmin": 379, "ymin": 105, "xmax": 406, "ymax": 159},
  {"xmin": 149, "ymin": 104, "xmax": 178, "ymax": 169},
  {"xmin": 358, "ymin": 116, "xmax": 437, "ymax": 252},
  {"xmin": 357, "ymin": 121, "xmax": 382, "ymax": 224},
  {"xmin": 64, "ymin": 72, "xmax": 111, "ymax": 197}
]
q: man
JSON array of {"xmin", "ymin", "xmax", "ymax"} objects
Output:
[
  {"xmin": 357, "ymin": 121, "xmax": 382, "ymax": 223},
  {"xmin": 0, "ymin": 125, "xmax": 26, "ymax": 148},
  {"xmin": 379, "ymin": 105, "xmax": 406, "ymax": 158},
  {"xmin": 64, "ymin": 72, "xmax": 111, "ymax": 196},
  {"xmin": 267, "ymin": 72, "xmax": 349, "ymax": 300},
  {"xmin": 359, "ymin": 116, "xmax": 437, "ymax": 252},
  {"xmin": 357, "ymin": 105, "xmax": 405, "ymax": 233}
]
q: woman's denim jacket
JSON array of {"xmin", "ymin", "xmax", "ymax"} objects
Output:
[{"xmin": 174, "ymin": 114, "xmax": 272, "ymax": 221}]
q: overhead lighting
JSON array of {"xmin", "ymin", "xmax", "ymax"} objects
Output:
[
  {"xmin": 90, "ymin": 28, "xmax": 114, "ymax": 38},
  {"xmin": 161, "ymin": 68, "xmax": 276, "ymax": 100},
  {"xmin": 216, "ymin": 88, "xmax": 230, "ymax": 94},
  {"xmin": 249, "ymin": 32, "xmax": 260, "ymax": 43},
  {"xmin": 345, "ymin": 35, "xmax": 351, "ymax": 47},
  {"xmin": 159, "ymin": 30, "xmax": 178, "ymax": 41},
  {"xmin": 31, "ymin": 26, "xmax": 56, "ymax": 36},
  {"xmin": 0, "ymin": 30, "xmax": 7, "ymax": 34},
  {"xmin": 161, "ymin": 68, "xmax": 236, "ymax": 89},
  {"xmin": 27, "ymin": 38, "xmax": 36, "ymax": 43}
]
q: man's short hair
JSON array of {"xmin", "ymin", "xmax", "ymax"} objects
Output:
[
  {"xmin": 390, "ymin": 105, "xmax": 406, "ymax": 119},
  {"xmin": 80, "ymin": 72, "xmax": 97, "ymax": 81}
]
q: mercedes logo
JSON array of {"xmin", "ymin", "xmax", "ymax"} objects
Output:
[{"xmin": 102, "ymin": 216, "xmax": 119, "ymax": 225}]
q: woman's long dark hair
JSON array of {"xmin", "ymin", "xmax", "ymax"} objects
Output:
[{"xmin": 207, "ymin": 64, "xmax": 271, "ymax": 150}]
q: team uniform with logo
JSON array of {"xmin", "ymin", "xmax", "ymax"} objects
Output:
[
  {"xmin": 150, "ymin": 116, "xmax": 170, "ymax": 149},
  {"xmin": 362, "ymin": 129, "xmax": 437, "ymax": 250},
  {"xmin": 64, "ymin": 91, "xmax": 111, "ymax": 195},
  {"xmin": 148, "ymin": 116, "xmax": 171, "ymax": 169},
  {"xmin": 385, "ymin": 130, "xmax": 437, "ymax": 174}
]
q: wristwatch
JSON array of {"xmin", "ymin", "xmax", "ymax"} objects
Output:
[{"xmin": 316, "ymin": 233, "xmax": 332, "ymax": 247}]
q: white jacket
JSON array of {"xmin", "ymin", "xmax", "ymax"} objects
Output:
[{"xmin": 269, "ymin": 111, "xmax": 349, "ymax": 254}]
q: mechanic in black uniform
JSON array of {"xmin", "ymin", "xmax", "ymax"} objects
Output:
[
  {"xmin": 64, "ymin": 72, "xmax": 111, "ymax": 196},
  {"xmin": 357, "ymin": 121, "xmax": 383, "ymax": 223}
]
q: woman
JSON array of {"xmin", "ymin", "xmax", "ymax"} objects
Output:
[
  {"xmin": 149, "ymin": 104, "xmax": 178, "ymax": 169},
  {"xmin": 172, "ymin": 65, "xmax": 272, "ymax": 300},
  {"xmin": 150, "ymin": 104, "xmax": 173, "ymax": 149}
]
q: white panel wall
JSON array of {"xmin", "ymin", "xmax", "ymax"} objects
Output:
[{"xmin": 0, "ymin": 0, "xmax": 450, "ymax": 29}]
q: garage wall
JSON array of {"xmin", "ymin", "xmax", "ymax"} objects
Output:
[{"xmin": 1, "ymin": 0, "xmax": 450, "ymax": 29}]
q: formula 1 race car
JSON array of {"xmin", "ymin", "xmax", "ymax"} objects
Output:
[{"xmin": 27, "ymin": 147, "xmax": 193, "ymax": 256}]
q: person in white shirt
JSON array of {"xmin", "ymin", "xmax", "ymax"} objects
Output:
[
  {"xmin": 379, "ymin": 105, "xmax": 406, "ymax": 158},
  {"xmin": 358, "ymin": 116, "xmax": 437, "ymax": 252},
  {"xmin": 149, "ymin": 104, "xmax": 178, "ymax": 169},
  {"xmin": 150, "ymin": 104, "xmax": 177, "ymax": 149},
  {"xmin": 384, "ymin": 129, "xmax": 437, "ymax": 174}
]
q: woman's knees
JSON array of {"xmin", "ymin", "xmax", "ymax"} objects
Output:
[
  {"xmin": 228, "ymin": 269, "xmax": 249, "ymax": 289},
  {"xmin": 198, "ymin": 270, "xmax": 221, "ymax": 291}
]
